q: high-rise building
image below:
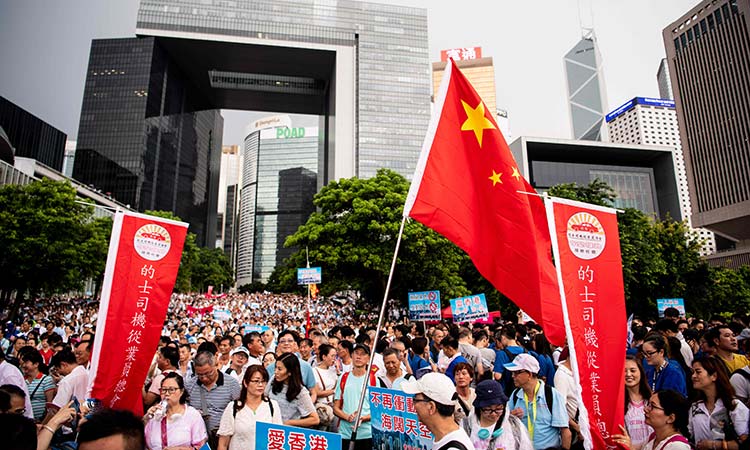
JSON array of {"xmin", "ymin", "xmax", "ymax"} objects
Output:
[
  {"xmin": 663, "ymin": 0, "xmax": 750, "ymax": 267},
  {"xmin": 432, "ymin": 47, "xmax": 496, "ymax": 114},
  {"xmin": 62, "ymin": 141, "xmax": 76, "ymax": 178},
  {"xmin": 563, "ymin": 30, "xmax": 608, "ymax": 141},
  {"xmin": 656, "ymin": 59, "xmax": 674, "ymax": 100},
  {"xmin": 606, "ymin": 97, "xmax": 715, "ymax": 254},
  {"xmin": 217, "ymin": 144, "xmax": 241, "ymax": 259},
  {"xmin": 236, "ymin": 119, "xmax": 318, "ymax": 286},
  {"xmin": 0, "ymin": 96, "xmax": 66, "ymax": 170}
]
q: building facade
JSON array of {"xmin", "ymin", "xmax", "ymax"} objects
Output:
[
  {"xmin": 217, "ymin": 144, "xmax": 241, "ymax": 257},
  {"xmin": 563, "ymin": 31, "xmax": 608, "ymax": 141},
  {"xmin": 663, "ymin": 0, "xmax": 750, "ymax": 267},
  {"xmin": 236, "ymin": 122, "xmax": 318, "ymax": 286},
  {"xmin": 656, "ymin": 59, "xmax": 674, "ymax": 100},
  {"xmin": 606, "ymin": 97, "xmax": 716, "ymax": 255},
  {"xmin": 0, "ymin": 96, "xmax": 66, "ymax": 171},
  {"xmin": 433, "ymin": 53, "xmax": 496, "ymax": 115}
]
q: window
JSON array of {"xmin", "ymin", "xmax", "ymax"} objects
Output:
[
  {"xmin": 708, "ymin": 14, "xmax": 715, "ymax": 29},
  {"xmin": 714, "ymin": 9, "xmax": 722, "ymax": 26},
  {"xmin": 701, "ymin": 19, "xmax": 707, "ymax": 34}
]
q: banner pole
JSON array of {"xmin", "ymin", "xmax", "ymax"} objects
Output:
[
  {"xmin": 348, "ymin": 214, "xmax": 408, "ymax": 450},
  {"xmin": 543, "ymin": 194, "xmax": 593, "ymax": 450}
]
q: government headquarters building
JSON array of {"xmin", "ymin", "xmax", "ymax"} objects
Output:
[{"xmin": 73, "ymin": 0, "xmax": 431, "ymax": 247}]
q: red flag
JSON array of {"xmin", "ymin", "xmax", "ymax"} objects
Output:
[{"xmin": 404, "ymin": 59, "xmax": 564, "ymax": 345}]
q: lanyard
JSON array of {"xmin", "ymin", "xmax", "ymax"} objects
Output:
[{"xmin": 524, "ymin": 381, "xmax": 541, "ymax": 438}]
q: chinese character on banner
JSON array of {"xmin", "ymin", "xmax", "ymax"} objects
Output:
[{"xmin": 256, "ymin": 422, "xmax": 341, "ymax": 450}]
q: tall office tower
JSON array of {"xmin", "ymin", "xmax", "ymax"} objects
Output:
[
  {"xmin": 657, "ymin": 59, "xmax": 674, "ymax": 100},
  {"xmin": 217, "ymin": 144, "xmax": 242, "ymax": 261},
  {"xmin": 74, "ymin": 38, "xmax": 223, "ymax": 246},
  {"xmin": 663, "ymin": 0, "xmax": 750, "ymax": 267},
  {"xmin": 0, "ymin": 96, "xmax": 66, "ymax": 170},
  {"xmin": 432, "ymin": 47, "xmax": 496, "ymax": 114},
  {"xmin": 606, "ymin": 97, "xmax": 716, "ymax": 255},
  {"xmin": 236, "ymin": 119, "xmax": 318, "ymax": 287},
  {"xmin": 563, "ymin": 30, "xmax": 608, "ymax": 141},
  {"xmin": 62, "ymin": 141, "xmax": 76, "ymax": 178}
]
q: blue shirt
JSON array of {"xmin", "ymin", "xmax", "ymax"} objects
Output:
[
  {"xmin": 494, "ymin": 345, "xmax": 525, "ymax": 374},
  {"xmin": 643, "ymin": 359, "xmax": 687, "ymax": 397},
  {"xmin": 266, "ymin": 354, "xmax": 317, "ymax": 391},
  {"xmin": 508, "ymin": 381, "xmax": 569, "ymax": 450},
  {"xmin": 408, "ymin": 352, "xmax": 431, "ymax": 379}
]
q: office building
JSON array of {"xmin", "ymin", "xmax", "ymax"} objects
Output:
[
  {"xmin": 62, "ymin": 141, "xmax": 76, "ymax": 178},
  {"xmin": 510, "ymin": 136, "xmax": 681, "ymax": 220},
  {"xmin": 607, "ymin": 97, "xmax": 716, "ymax": 254},
  {"xmin": 656, "ymin": 59, "xmax": 674, "ymax": 100},
  {"xmin": 663, "ymin": 0, "xmax": 750, "ymax": 267},
  {"xmin": 217, "ymin": 144, "xmax": 241, "ymax": 258},
  {"xmin": 563, "ymin": 30, "xmax": 608, "ymax": 141},
  {"xmin": 432, "ymin": 47, "xmax": 496, "ymax": 114},
  {"xmin": 0, "ymin": 96, "xmax": 66, "ymax": 170},
  {"xmin": 236, "ymin": 119, "xmax": 318, "ymax": 286}
]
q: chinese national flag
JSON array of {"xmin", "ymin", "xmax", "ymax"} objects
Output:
[{"xmin": 404, "ymin": 59, "xmax": 564, "ymax": 345}]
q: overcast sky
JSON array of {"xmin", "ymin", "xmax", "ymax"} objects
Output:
[{"xmin": 0, "ymin": 0, "xmax": 696, "ymax": 147}]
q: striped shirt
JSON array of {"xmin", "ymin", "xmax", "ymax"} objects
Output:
[
  {"xmin": 185, "ymin": 371, "xmax": 240, "ymax": 432},
  {"xmin": 27, "ymin": 373, "xmax": 56, "ymax": 421}
]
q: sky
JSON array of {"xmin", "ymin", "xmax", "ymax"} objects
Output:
[{"xmin": 0, "ymin": 0, "xmax": 697, "ymax": 148}]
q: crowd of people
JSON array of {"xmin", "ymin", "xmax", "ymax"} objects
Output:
[{"xmin": 2, "ymin": 292, "xmax": 750, "ymax": 450}]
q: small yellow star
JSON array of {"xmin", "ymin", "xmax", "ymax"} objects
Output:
[
  {"xmin": 461, "ymin": 100, "xmax": 496, "ymax": 148},
  {"xmin": 489, "ymin": 170, "xmax": 503, "ymax": 186},
  {"xmin": 511, "ymin": 166, "xmax": 522, "ymax": 181}
]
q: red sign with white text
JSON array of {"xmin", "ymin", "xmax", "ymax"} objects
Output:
[
  {"xmin": 440, "ymin": 46, "xmax": 482, "ymax": 62},
  {"xmin": 88, "ymin": 211, "xmax": 187, "ymax": 415},
  {"xmin": 551, "ymin": 200, "xmax": 626, "ymax": 449}
]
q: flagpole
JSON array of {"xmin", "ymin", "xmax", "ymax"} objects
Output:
[
  {"xmin": 543, "ymin": 194, "xmax": 593, "ymax": 450},
  {"xmin": 306, "ymin": 247, "xmax": 311, "ymax": 338},
  {"xmin": 348, "ymin": 214, "xmax": 408, "ymax": 450}
]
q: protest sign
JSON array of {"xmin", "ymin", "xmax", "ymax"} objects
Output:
[
  {"xmin": 213, "ymin": 308, "xmax": 231, "ymax": 321},
  {"xmin": 449, "ymin": 293, "xmax": 489, "ymax": 323},
  {"xmin": 407, "ymin": 290, "xmax": 441, "ymax": 321},
  {"xmin": 370, "ymin": 386, "xmax": 433, "ymax": 450},
  {"xmin": 256, "ymin": 421, "xmax": 341, "ymax": 450},
  {"xmin": 297, "ymin": 267, "xmax": 322, "ymax": 285},
  {"xmin": 657, "ymin": 298, "xmax": 685, "ymax": 317}
]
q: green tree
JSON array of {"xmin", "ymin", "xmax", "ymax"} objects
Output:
[
  {"xmin": 191, "ymin": 247, "xmax": 234, "ymax": 293},
  {"xmin": 705, "ymin": 266, "xmax": 750, "ymax": 316},
  {"xmin": 143, "ymin": 210, "xmax": 198, "ymax": 292},
  {"xmin": 0, "ymin": 180, "xmax": 108, "ymax": 319}
]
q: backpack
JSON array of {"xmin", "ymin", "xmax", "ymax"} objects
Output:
[
  {"xmin": 340, "ymin": 368, "xmax": 378, "ymax": 394},
  {"xmin": 232, "ymin": 397, "xmax": 274, "ymax": 419},
  {"xmin": 509, "ymin": 382, "xmax": 555, "ymax": 417},
  {"xmin": 437, "ymin": 441, "xmax": 469, "ymax": 450},
  {"xmin": 500, "ymin": 347, "xmax": 526, "ymax": 395}
]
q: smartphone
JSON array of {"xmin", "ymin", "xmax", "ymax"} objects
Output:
[{"xmin": 71, "ymin": 396, "xmax": 80, "ymax": 430}]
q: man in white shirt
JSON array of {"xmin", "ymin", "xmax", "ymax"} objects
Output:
[{"xmin": 50, "ymin": 348, "xmax": 89, "ymax": 408}]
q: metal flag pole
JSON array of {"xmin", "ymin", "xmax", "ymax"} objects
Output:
[{"xmin": 347, "ymin": 215, "xmax": 408, "ymax": 450}]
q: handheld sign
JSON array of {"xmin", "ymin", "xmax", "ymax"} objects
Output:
[
  {"xmin": 256, "ymin": 421, "xmax": 341, "ymax": 450},
  {"xmin": 370, "ymin": 386, "xmax": 433, "ymax": 450},
  {"xmin": 657, "ymin": 298, "xmax": 685, "ymax": 318},
  {"xmin": 450, "ymin": 293, "xmax": 489, "ymax": 323},
  {"xmin": 297, "ymin": 267, "xmax": 322, "ymax": 285},
  {"xmin": 408, "ymin": 290, "xmax": 441, "ymax": 321}
]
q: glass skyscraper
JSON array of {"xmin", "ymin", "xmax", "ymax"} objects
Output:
[{"xmin": 563, "ymin": 31, "xmax": 608, "ymax": 141}]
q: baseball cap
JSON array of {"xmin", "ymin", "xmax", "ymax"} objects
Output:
[
  {"xmin": 230, "ymin": 346, "xmax": 250, "ymax": 357},
  {"xmin": 353, "ymin": 343, "xmax": 371, "ymax": 355},
  {"xmin": 473, "ymin": 380, "xmax": 508, "ymax": 409},
  {"xmin": 401, "ymin": 372, "xmax": 457, "ymax": 406},
  {"xmin": 503, "ymin": 353, "xmax": 540, "ymax": 374}
]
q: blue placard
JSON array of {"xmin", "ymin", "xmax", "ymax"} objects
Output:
[
  {"xmin": 213, "ymin": 308, "xmax": 231, "ymax": 321},
  {"xmin": 657, "ymin": 298, "xmax": 685, "ymax": 318},
  {"xmin": 256, "ymin": 421, "xmax": 341, "ymax": 450},
  {"xmin": 243, "ymin": 324, "xmax": 269, "ymax": 334},
  {"xmin": 297, "ymin": 267, "xmax": 322, "ymax": 285},
  {"xmin": 408, "ymin": 290, "xmax": 441, "ymax": 321},
  {"xmin": 450, "ymin": 293, "xmax": 489, "ymax": 323},
  {"xmin": 370, "ymin": 386, "xmax": 433, "ymax": 450}
]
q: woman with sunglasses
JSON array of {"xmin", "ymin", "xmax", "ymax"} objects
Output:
[
  {"xmin": 144, "ymin": 372, "xmax": 208, "ymax": 450},
  {"xmin": 624, "ymin": 355, "xmax": 654, "ymax": 450},
  {"xmin": 688, "ymin": 356, "xmax": 749, "ymax": 450},
  {"xmin": 613, "ymin": 390, "xmax": 691, "ymax": 450},
  {"xmin": 266, "ymin": 352, "xmax": 320, "ymax": 427},
  {"xmin": 642, "ymin": 334, "xmax": 688, "ymax": 397},
  {"xmin": 217, "ymin": 365, "xmax": 282, "ymax": 450},
  {"xmin": 462, "ymin": 379, "xmax": 533, "ymax": 450}
]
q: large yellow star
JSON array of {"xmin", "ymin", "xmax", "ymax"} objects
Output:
[
  {"xmin": 489, "ymin": 170, "xmax": 503, "ymax": 186},
  {"xmin": 461, "ymin": 100, "xmax": 496, "ymax": 148},
  {"xmin": 511, "ymin": 166, "xmax": 522, "ymax": 181}
]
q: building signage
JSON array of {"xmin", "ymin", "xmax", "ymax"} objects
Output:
[
  {"xmin": 276, "ymin": 127, "xmax": 306, "ymax": 139},
  {"xmin": 245, "ymin": 114, "xmax": 292, "ymax": 137},
  {"xmin": 606, "ymin": 97, "xmax": 676, "ymax": 123},
  {"xmin": 440, "ymin": 46, "xmax": 482, "ymax": 62}
]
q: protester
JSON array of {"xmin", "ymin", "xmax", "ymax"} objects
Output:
[
  {"xmin": 642, "ymin": 334, "xmax": 688, "ymax": 397},
  {"xmin": 612, "ymin": 390, "xmax": 691, "ymax": 450},
  {"xmin": 77, "ymin": 408, "xmax": 146, "ymax": 450},
  {"xmin": 184, "ymin": 351, "xmax": 240, "ymax": 449},
  {"xmin": 454, "ymin": 362, "xmax": 476, "ymax": 422},
  {"xmin": 19, "ymin": 348, "xmax": 56, "ymax": 422},
  {"xmin": 218, "ymin": 365, "xmax": 282, "ymax": 450},
  {"xmin": 378, "ymin": 347, "xmax": 412, "ymax": 389},
  {"xmin": 624, "ymin": 355, "xmax": 654, "ymax": 450},
  {"xmin": 263, "ymin": 352, "xmax": 275, "ymax": 368},
  {"xmin": 402, "ymin": 372, "xmax": 474, "ymax": 450},
  {"xmin": 266, "ymin": 352, "xmax": 319, "ymax": 427},
  {"xmin": 143, "ymin": 345, "xmax": 179, "ymax": 408},
  {"xmin": 553, "ymin": 348, "xmax": 581, "ymax": 448},
  {"xmin": 49, "ymin": 347, "xmax": 88, "ymax": 411},
  {"xmin": 266, "ymin": 330, "xmax": 318, "ymax": 395},
  {"xmin": 493, "ymin": 325, "xmax": 525, "ymax": 394},
  {"xmin": 504, "ymin": 353, "xmax": 571, "ymax": 450},
  {"xmin": 224, "ymin": 347, "xmax": 249, "ymax": 382},
  {"xmin": 333, "ymin": 343, "xmax": 375, "ymax": 450},
  {"xmin": 313, "ymin": 343, "xmax": 338, "ymax": 430},
  {"xmin": 409, "ymin": 336, "xmax": 433, "ymax": 379},
  {"xmin": 144, "ymin": 372, "xmax": 207, "ymax": 450},
  {"xmin": 688, "ymin": 356, "xmax": 749, "ymax": 450},
  {"xmin": 0, "ymin": 351, "xmax": 33, "ymax": 419},
  {"xmin": 462, "ymin": 379, "xmax": 533, "ymax": 450},
  {"xmin": 705, "ymin": 327, "xmax": 750, "ymax": 374}
]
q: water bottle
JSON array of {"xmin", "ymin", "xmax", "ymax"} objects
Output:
[{"xmin": 152, "ymin": 399, "xmax": 168, "ymax": 420}]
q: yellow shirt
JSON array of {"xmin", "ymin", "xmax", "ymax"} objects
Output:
[{"xmin": 720, "ymin": 353, "xmax": 750, "ymax": 373}]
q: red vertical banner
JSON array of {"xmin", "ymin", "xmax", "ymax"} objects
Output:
[
  {"xmin": 548, "ymin": 198, "xmax": 627, "ymax": 450},
  {"xmin": 88, "ymin": 211, "xmax": 188, "ymax": 415}
]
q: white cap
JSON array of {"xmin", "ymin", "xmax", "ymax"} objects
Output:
[
  {"xmin": 401, "ymin": 372, "xmax": 457, "ymax": 406},
  {"xmin": 230, "ymin": 346, "xmax": 249, "ymax": 357},
  {"xmin": 503, "ymin": 353, "xmax": 540, "ymax": 374}
]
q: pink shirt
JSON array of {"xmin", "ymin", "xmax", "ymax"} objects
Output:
[
  {"xmin": 144, "ymin": 405, "xmax": 207, "ymax": 450},
  {"xmin": 626, "ymin": 399, "xmax": 653, "ymax": 449}
]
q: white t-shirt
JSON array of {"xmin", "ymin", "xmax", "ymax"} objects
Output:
[
  {"xmin": 432, "ymin": 427, "xmax": 474, "ymax": 450},
  {"xmin": 314, "ymin": 366, "xmax": 338, "ymax": 404},
  {"xmin": 53, "ymin": 365, "xmax": 89, "ymax": 407},
  {"xmin": 218, "ymin": 399, "xmax": 282, "ymax": 450},
  {"xmin": 552, "ymin": 364, "xmax": 578, "ymax": 420},
  {"xmin": 731, "ymin": 368, "xmax": 750, "ymax": 403}
]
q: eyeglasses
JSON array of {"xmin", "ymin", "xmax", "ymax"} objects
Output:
[
  {"xmin": 643, "ymin": 350, "xmax": 660, "ymax": 357},
  {"xmin": 510, "ymin": 370, "xmax": 529, "ymax": 377},
  {"xmin": 481, "ymin": 407, "xmax": 504, "ymax": 414},
  {"xmin": 195, "ymin": 371, "xmax": 214, "ymax": 379},
  {"xmin": 413, "ymin": 397, "xmax": 433, "ymax": 404},
  {"xmin": 644, "ymin": 400, "xmax": 664, "ymax": 411},
  {"xmin": 248, "ymin": 379, "xmax": 267, "ymax": 385},
  {"xmin": 278, "ymin": 339, "xmax": 295, "ymax": 344},
  {"xmin": 159, "ymin": 387, "xmax": 180, "ymax": 394}
]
